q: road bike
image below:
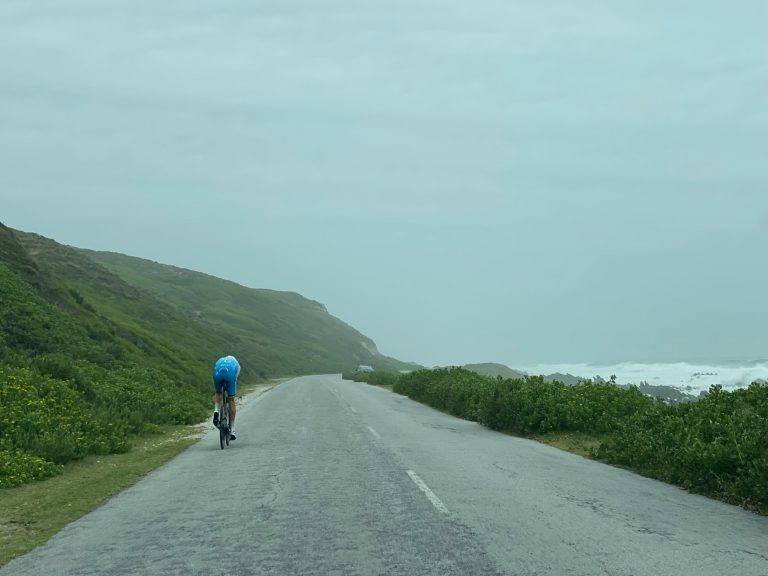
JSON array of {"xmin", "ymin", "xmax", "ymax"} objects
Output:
[{"xmin": 219, "ymin": 387, "xmax": 232, "ymax": 449}]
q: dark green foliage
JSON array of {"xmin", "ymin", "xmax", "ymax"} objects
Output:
[
  {"xmin": 0, "ymin": 223, "xmax": 42, "ymax": 288},
  {"xmin": 1, "ymin": 366, "xmax": 127, "ymax": 465},
  {"xmin": 0, "ymin": 450, "xmax": 62, "ymax": 488},
  {"xmin": 598, "ymin": 383, "xmax": 768, "ymax": 512},
  {"xmin": 343, "ymin": 370, "xmax": 400, "ymax": 387},
  {"xmin": 393, "ymin": 368, "xmax": 653, "ymax": 434},
  {"xmin": 392, "ymin": 368, "xmax": 768, "ymax": 513},
  {"xmin": 0, "ymin": 248, "xmax": 208, "ymax": 487},
  {"xmin": 0, "ymin": 361, "xmax": 208, "ymax": 487}
]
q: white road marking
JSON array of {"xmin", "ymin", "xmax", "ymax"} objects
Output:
[
  {"xmin": 367, "ymin": 426, "xmax": 381, "ymax": 439},
  {"xmin": 407, "ymin": 471, "xmax": 449, "ymax": 514}
]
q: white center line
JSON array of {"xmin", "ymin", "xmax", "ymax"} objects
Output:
[
  {"xmin": 407, "ymin": 470, "xmax": 449, "ymax": 514},
  {"xmin": 367, "ymin": 426, "xmax": 381, "ymax": 439}
]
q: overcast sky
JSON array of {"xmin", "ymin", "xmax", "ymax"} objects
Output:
[{"xmin": 2, "ymin": 0, "xmax": 767, "ymax": 366}]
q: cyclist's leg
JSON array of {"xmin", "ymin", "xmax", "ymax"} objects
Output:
[
  {"xmin": 228, "ymin": 396, "xmax": 237, "ymax": 424},
  {"xmin": 227, "ymin": 379, "xmax": 237, "ymax": 424},
  {"xmin": 227, "ymin": 377, "xmax": 237, "ymax": 427},
  {"xmin": 213, "ymin": 380, "xmax": 225, "ymax": 427}
]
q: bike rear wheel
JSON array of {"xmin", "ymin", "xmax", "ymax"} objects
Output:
[{"xmin": 219, "ymin": 391, "xmax": 229, "ymax": 450}]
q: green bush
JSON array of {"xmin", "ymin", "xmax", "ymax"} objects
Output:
[
  {"xmin": 598, "ymin": 382, "xmax": 768, "ymax": 512},
  {"xmin": 0, "ymin": 450, "xmax": 63, "ymax": 488},
  {"xmin": 1, "ymin": 262, "xmax": 212, "ymax": 489},
  {"xmin": 0, "ymin": 366, "xmax": 128, "ymax": 464},
  {"xmin": 0, "ymin": 359, "xmax": 209, "ymax": 488},
  {"xmin": 393, "ymin": 367, "xmax": 768, "ymax": 513},
  {"xmin": 343, "ymin": 370, "xmax": 400, "ymax": 388},
  {"xmin": 394, "ymin": 368, "xmax": 654, "ymax": 435}
]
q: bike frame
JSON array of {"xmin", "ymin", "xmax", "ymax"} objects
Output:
[{"xmin": 219, "ymin": 387, "xmax": 231, "ymax": 449}]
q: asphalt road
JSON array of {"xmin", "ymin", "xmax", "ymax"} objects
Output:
[{"xmin": 3, "ymin": 375, "xmax": 767, "ymax": 575}]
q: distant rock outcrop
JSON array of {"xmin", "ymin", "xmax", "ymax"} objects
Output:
[
  {"xmin": 543, "ymin": 372, "xmax": 585, "ymax": 386},
  {"xmin": 463, "ymin": 363, "xmax": 526, "ymax": 379}
]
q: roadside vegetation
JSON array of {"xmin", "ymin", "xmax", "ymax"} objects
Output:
[
  {"xmin": 346, "ymin": 367, "xmax": 768, "ymax": 514},
  {"xmin": 2, "ymin": 223, "xmax": 411, "ymax": 491},
  {"xmin": 0, "ymin": 260, "xmax": 209, "ymax": 488},
  {"xmin": 0, "ymin": 424, "xmax": 200, "ymax": 565},
  {"xmin": 0, "ymin": 378, "xmax": 273, "ymax": 567},
  {"xmin": 341, "ymin": 370, "xmax": 400, "ymax": 388}
]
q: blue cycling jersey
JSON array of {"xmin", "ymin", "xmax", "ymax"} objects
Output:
[{"xmin": 213, "ymin": 355, "xmax": 240, "ymax": 395}]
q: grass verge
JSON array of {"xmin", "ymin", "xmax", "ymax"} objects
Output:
[
  {"xmin": 0, "ymin": 381, "xmax": 278, "ymax": 567},
  {"xmin": 0, "ymin": 425, "xmax": 198, "ymax": 566},
  {"xmin": 532, "ymin": 431, "xmax": 606, "ymax": 458}
]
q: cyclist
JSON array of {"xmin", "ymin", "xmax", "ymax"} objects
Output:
[{"xmin": 212, "ymin": 355, "xmax": 241, "ymax": 440}]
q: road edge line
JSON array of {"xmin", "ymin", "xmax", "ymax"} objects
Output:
[{"xmin": 407, "ymin": 470, "xmax": 449, "ymax": 514}]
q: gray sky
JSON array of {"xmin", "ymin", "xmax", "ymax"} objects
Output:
[{"xmin": 2, "ymin": 0, "xmax": 767, "ymax": 366}]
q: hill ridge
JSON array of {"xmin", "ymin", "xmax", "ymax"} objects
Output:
[{"xmin": 12, "ymin": 228, "xmax": 411, "ymax": 375}]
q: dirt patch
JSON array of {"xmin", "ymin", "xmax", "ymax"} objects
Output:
[{"xmin": 0, "ymin": 522, "xmax": 19, "ymax": 535}]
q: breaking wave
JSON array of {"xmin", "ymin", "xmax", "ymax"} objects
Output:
[{"xmin": 515, "ymin": 361, "xmax": 768, "ymax": 394}]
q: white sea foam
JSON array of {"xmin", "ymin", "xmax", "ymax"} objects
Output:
[{"xmin": 514, "ymin": 362, "xmax": 768, "ymax": 395}]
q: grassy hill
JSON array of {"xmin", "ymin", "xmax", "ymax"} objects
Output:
[
  {"xmin": 14, "ymin": 232, "xmax": 411, "ymax": 376},
  {"xmin": 14, "ymin": 232, "xmax": 221, "ymax": 380},
  {"xmin": 0, "ymin": 225, "xmax": 211, "ymax": 488},
  {"xmin": 1, "ymin": 224, "xmax": 413, "ymax": 489},
  {"xmin": 78, "ymin": 248, "xmax": 412, "ymax": 375}
]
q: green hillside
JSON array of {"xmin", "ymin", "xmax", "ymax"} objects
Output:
[
  {"xmin": 14, "ymin": 232, "xmax": 411, "ymax": 376},
  {"xmin": 0, "ymin": 225, "xmax": 210, "ymax": 487},
  {"xmin": 15, "ymin": 231, "xmax": 232, "ymax": 381},
  {"xmin": 77, "ymin": 248, "xmax": 412, "ymax": 375},
  {"xmin": 2, "ymin": 224, "xmax": 413, "ymax": 488}
]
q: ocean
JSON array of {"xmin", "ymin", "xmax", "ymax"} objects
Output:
[{"xmin": 515, "ymin": 361, "xmax": 768, "ymax": 395}]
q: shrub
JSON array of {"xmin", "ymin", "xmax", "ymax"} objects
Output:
[
  {"xmin": 344, "ymin": 370, "xmax": 400, "ymax": 388},
  {"xmin": 393, "ymin": 367, "xmax": 768, "ymax": 513},
  {"xmin": 0, "ymin": 450, "xmax": 63, "ymax": 488},
  {"xmin": 598, "ymin": 382, "xmax": 768, "ymax": 513},
  {"xmin": 0, "ymin": 360, "xmax": 208, "ymax": 486}
]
